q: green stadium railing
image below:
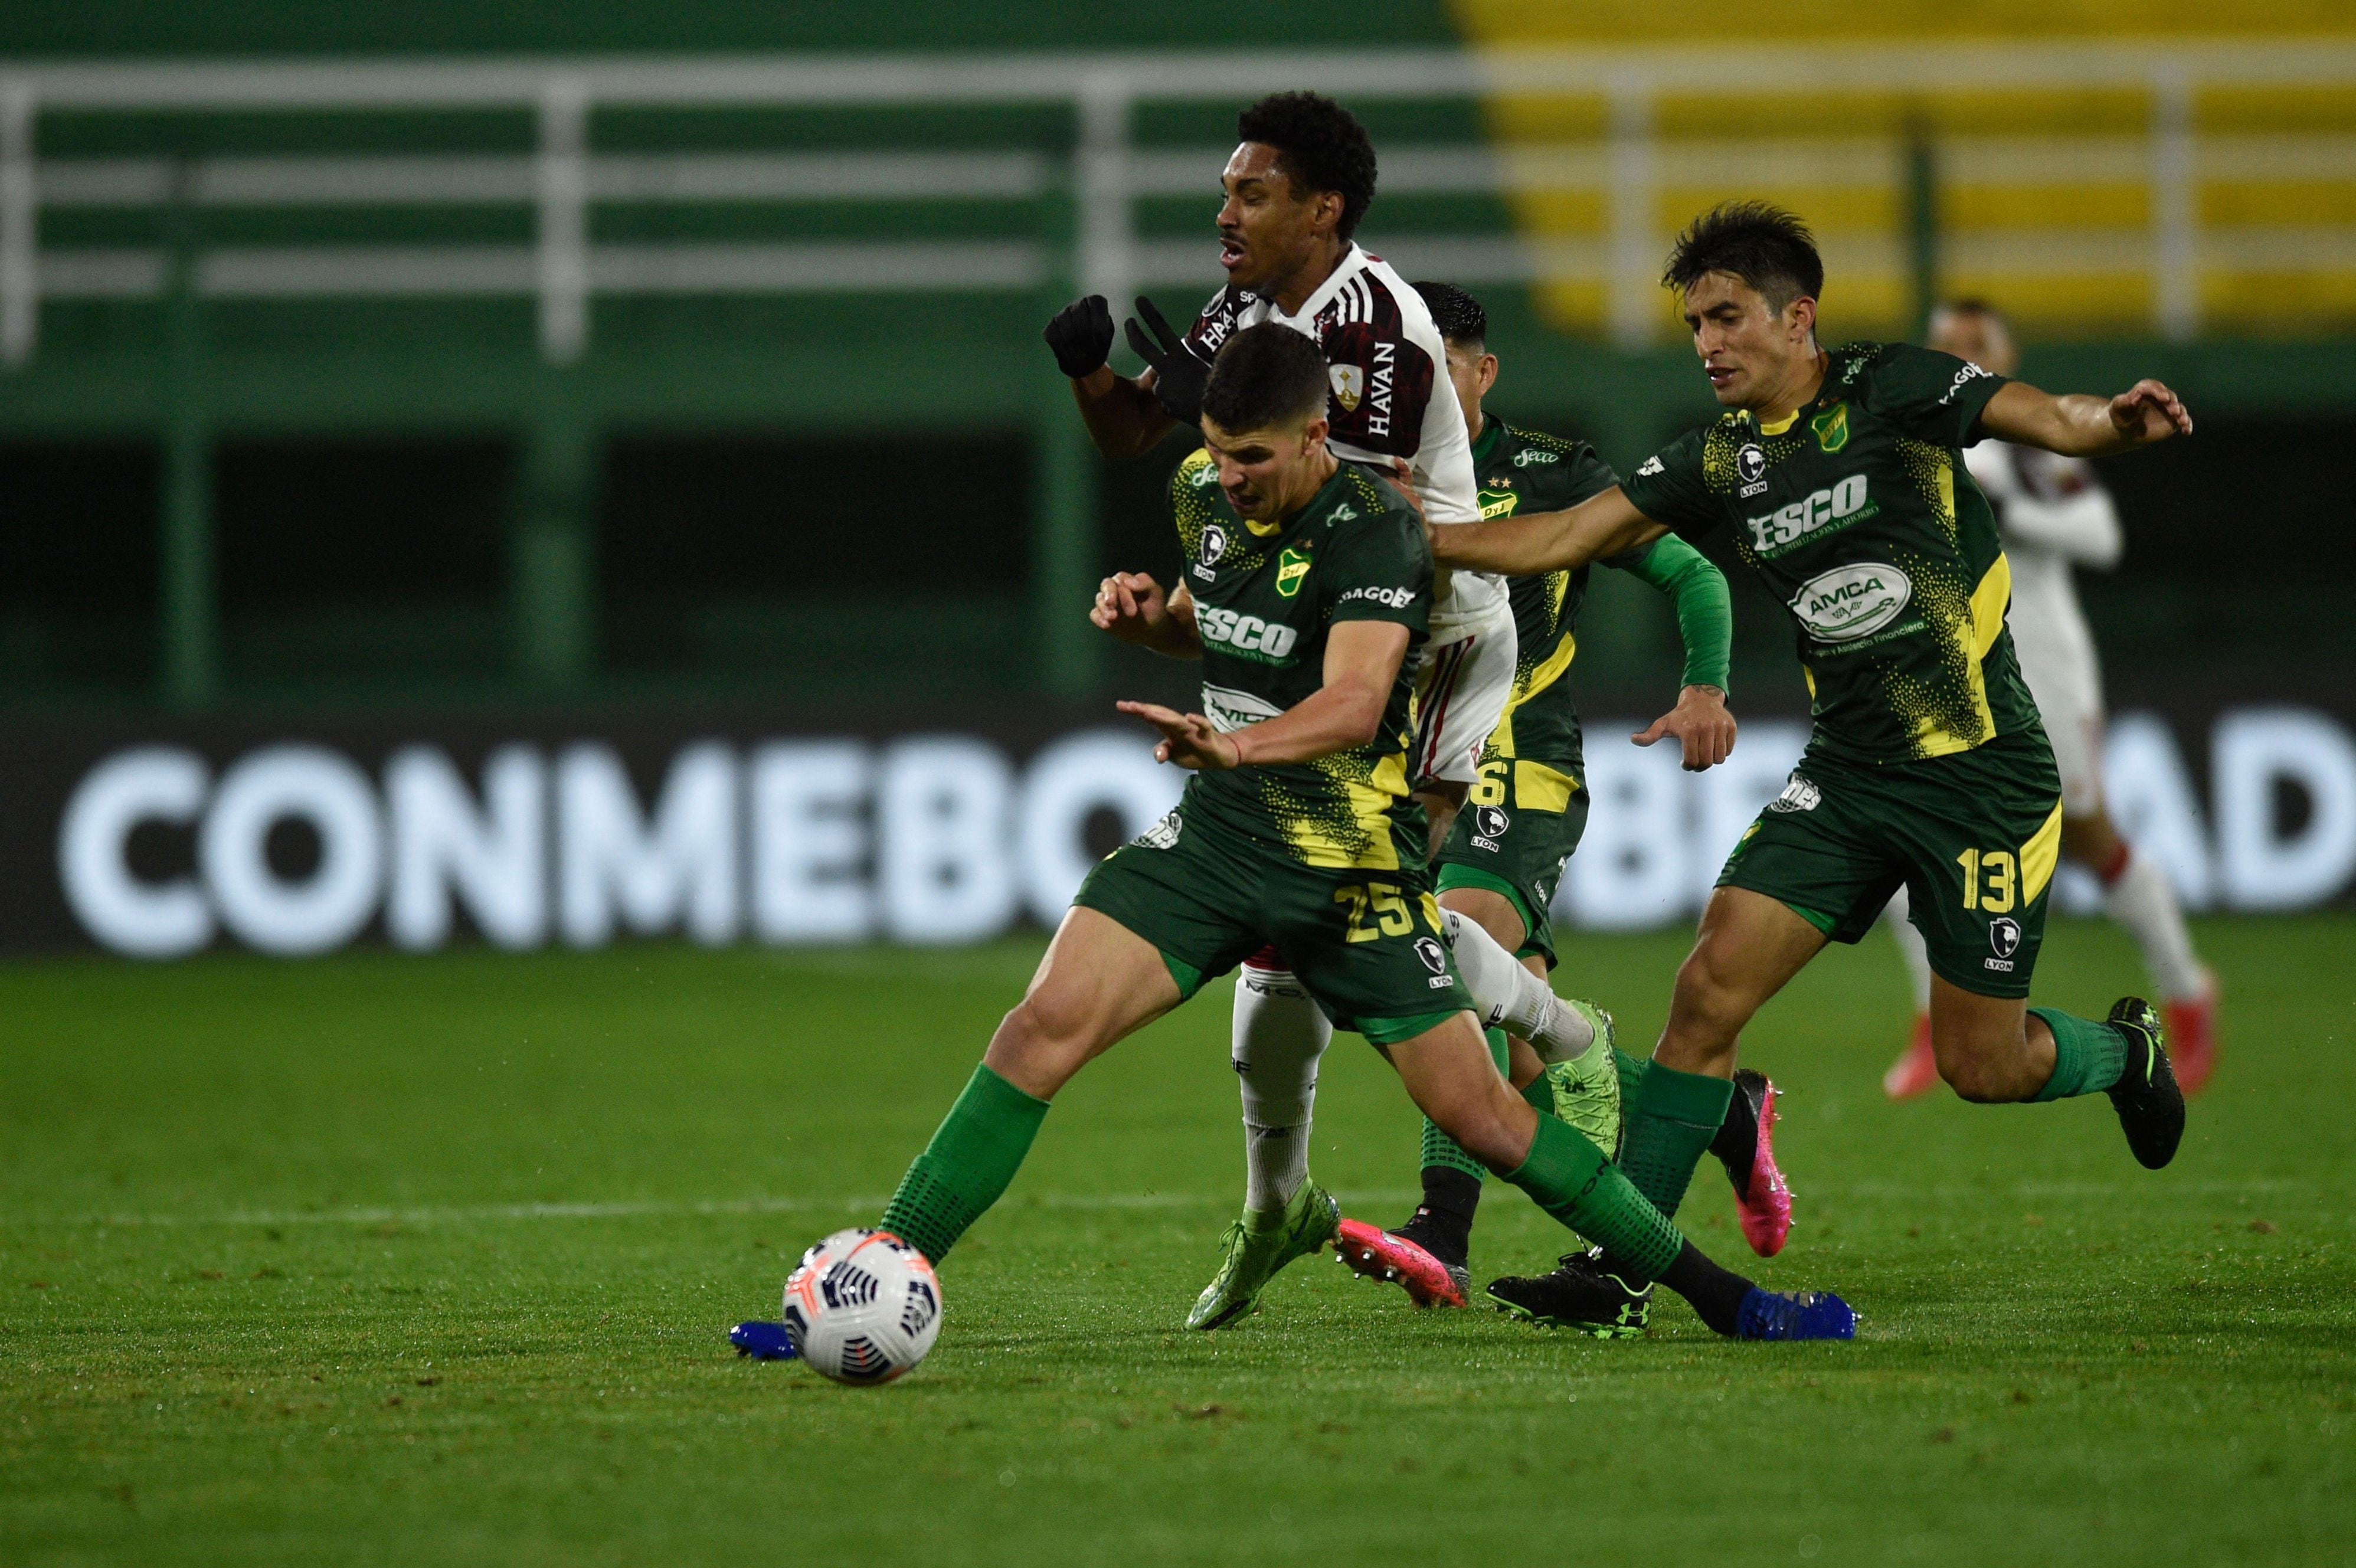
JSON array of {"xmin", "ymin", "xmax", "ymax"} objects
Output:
[{"xmin": 1, "ymin": 44, "xmax": 2352, "ymax": 704}]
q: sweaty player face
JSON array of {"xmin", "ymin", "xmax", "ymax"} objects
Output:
[
  {"xmin": 1681, "ymin": 270, "xmax": 1815, "ymax": 411},
  {"xmin": 1217, "ymin": 143, "xmax": 1341, "ymax": 296},
  {"xmin": 1200, "ymin": 410, "xmax": 1332, "ymax": 522}
]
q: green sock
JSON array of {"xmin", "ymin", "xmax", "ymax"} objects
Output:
[
  {"xmin": 1618, "ymin": 1059, "xmax": 1735, "ymax": 1220},
  {"xmin": 1517, "ymin": 1075, "xmax": 1555, "ymax": 1113},
  {"xmin": 2029, "ymin": 1007, "xmax": 2129, "ymax": 1101},
  {"xmin": 1419, "ymin": 1027, "xmax": 1514, "ymax": 1182},
  {"xmin": 879, "ymin": 1063, "xmax": 1050, "ymax": 1262},
  {"xmin": 1503, "ymin": 1114, "xmax": 1684, "ymax": 1279},
  {"xmin": 1614, "ymin": 1046, "xmax": 1646, "ymax": 1105}
]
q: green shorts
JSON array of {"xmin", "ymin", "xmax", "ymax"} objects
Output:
[
  {"xmin": 1716, "ymin": 728, "xmax": 2064, "ymax": 999},
  {"xmin": 1432, "ymin": 754, "xmax": 1589, "ymax": 969},
  {"xmin": 1074, "ymin": 808, "xmax": 1476, "ymax": 1046}
]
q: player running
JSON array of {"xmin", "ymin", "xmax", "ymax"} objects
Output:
[
  {"xmin": 1429, "ymin": 202, "xmax": 2190, "ymax": 1334},
  {"xmin": 1037, "ymin": 93, "xmax": 1727, "ymax": 1331},
  {"xmin": 1876, "ymin": 300, "xmax": 2218, "ymax": 1099},
  {"xmin": 872, "ymin": 325, "xmax": 1854, "ymax": 1344},
  {"xmin": 1326, "ymin": 281, "xmax": 1790, "ymax": 1322}
]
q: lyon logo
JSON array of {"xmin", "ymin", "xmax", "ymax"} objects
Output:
[
  {"xmin": 1413, "ymin": 936, "xmax": 1448, "ymax": 974},
  {"xmin": 1200, "ymin": 523, "xmax": 1228, "ymax": 565},
  {"xmin": 1328, "ymin": 363, "xmax": 1364, "ymax": 413},
  {"xmin": 1737, "ymin": 443, "xmax": 1767, "ymax": 485},
  {"xmin": 1475, "ymin": 806, "xmax": 1510, "ymax": 839},
  {"xmin": 1989, "ymin": 916, "xmax": 2023, "ymax": 958}
]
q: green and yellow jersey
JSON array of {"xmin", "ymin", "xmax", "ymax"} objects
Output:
[
  {"xmin": 1471, "ymin": 417, "xmax": 1733, "ymax": 783},
  {"xmin": 1170, "ymin": 448, "xmax": 1435, "ymax": 872},
  {"xmin": 1621, "ymin": 342, "xmax": 2035, "ymax": 766}
]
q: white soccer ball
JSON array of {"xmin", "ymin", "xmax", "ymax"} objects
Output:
[{"xmin": 783, "ymin": 1228, "xmax": 942, "ymax": 1385}]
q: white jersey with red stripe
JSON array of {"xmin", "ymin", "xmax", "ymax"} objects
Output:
[{"xmin": 1184, "ymin": 244, "xmax": 1507, "ymax": 646}]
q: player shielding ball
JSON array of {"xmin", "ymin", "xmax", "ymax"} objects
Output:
[
  {"xmin": 1430, "ymin": 202, "xmax": 2189, "ymax": 1333},
  {"xmin": 1876, "ymin": 301, "xmax": 2218, "ymax": 1099},
  {"xmin": 869, "ymin": 323, "xmax": 1855, "ymax": 1344},
  {"xmin": 1040, "ymin": 93, "xmax": 1733, "ymax": 1331}
]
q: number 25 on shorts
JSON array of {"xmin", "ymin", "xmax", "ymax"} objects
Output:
[
  {"xmin": 1955, "ymin": 847, "xmax": 2017, "ymax": 914},
  {"xmin": 1334, "ymin": 881, "xmax": 1415, "ymax": 942}
]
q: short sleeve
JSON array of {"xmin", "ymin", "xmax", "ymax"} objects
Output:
[
  {"xmin": 1183, "ymin": 287, "xmax": 1242, "ymax": 362},
  {"xmin": 1558, "ymin": 444, "xmax": 1619, "ymax": 509},
  {"xmin": 1617, "ymin": 426, "xmax": 1722, "ymax": 539},
  {"xmin": 1321, "ymin": 322, "xmax": 1436, "ymax": 460},
  {"xmin": 1321, "ymin": 505, "xmax": 1431, "ymax": 634},
  {"xmin": 1861, "ymin": 342, "xmax": 2011, "ymax": 447}
]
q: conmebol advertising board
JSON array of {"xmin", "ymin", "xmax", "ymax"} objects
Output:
[{"xmin": 5, "ymin": 707, "xmax": 2351, "ymax": 957}]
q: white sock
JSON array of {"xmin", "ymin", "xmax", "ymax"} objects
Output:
[
  {"xmin": 2103, "ymin": 847, "xmax": 2208, "ymax": 1001},
  {"xmin": 1232, "ymin": 965, "xmax": 1330, "ymax": 1215},
  {"xmin": 1438, "ymin": 909, "xmax": 1593, "ymax": 1061},
  {"xmin": 1879, "ymin": 886, "xmax": 1933, "ymax": 1014}
]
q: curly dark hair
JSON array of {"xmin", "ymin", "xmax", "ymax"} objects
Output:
[
  {"xmin": 1661, "ymin": 201, "xmax": 1824, "ymax": 313},
  {"xmin": 1236, "ymin": 91, "xmax": 1378, "ymax": 242},
  {"xmin": 1413, "ymin": 280, "xmax": 1487, "ymax": 349},
  {"xmin": 1201, "ymin": 322, "xmax": 1331, "ymax": 433}
]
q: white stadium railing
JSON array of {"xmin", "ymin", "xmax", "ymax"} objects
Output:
[{"xmin": 3, "ymin": 41, "xmax": 2355, "ymax": 365}]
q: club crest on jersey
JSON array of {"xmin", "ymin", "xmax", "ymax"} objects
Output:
[
  {"xmin": 1328, "ymin": 363, "xmax": 1364, "ymax": 413},
  {"xmin": 1737, "ymin": 442, "xmax": 1769, "ymax": 497},
  {"xmin": 1275, "ymin": 545, "xmax": 1313, "ymax": 598},
  {"xmin": 1811, "ymin": 404, "xmax": 1851, "ymax": 453},
  {"xmin": 1478, "ymin": 486, "xmax": 1519, "ymax": 519}
]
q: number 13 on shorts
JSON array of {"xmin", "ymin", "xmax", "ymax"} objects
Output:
[{"xmin": 1955, "ymin": 847, "xmax": 2018, "ymax": 914}]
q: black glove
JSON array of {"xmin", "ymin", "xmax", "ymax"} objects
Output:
[
  {"xmin": 1042, "ymin": 294, "xmax": 1114, "ymax": 379},
  {"xmin": 1123, "ymin": 296, "xmax": 1210, "ymax": 428}
]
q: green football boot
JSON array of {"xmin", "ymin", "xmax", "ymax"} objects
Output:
[
  {"xmin": 1185, "ymin": 1180, "xmax": 1341, "ymax": 1330},
  {"xmin": 1542, "ymin": 1018, "xmax": 1625, "ymax": 1160}
]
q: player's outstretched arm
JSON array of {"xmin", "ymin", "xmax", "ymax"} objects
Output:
[
  {"xmin": 1431, "ymin": 485, "xmax": 1667, "ymax": 577},
  {"xmin": 1978, "ymin": 378, "xmax": 2192, "ymax": 458},
  {"xmin": 1043, "ymin": 294, "xmax": 1178, "ymax": 459},
  {"xmin": 1118, "ymin": 618, "xmax": 1409, "ymax": 772},
  {"xmin": 1090, "ymin": 572, "xmax": 1200, "ymax": 659}
]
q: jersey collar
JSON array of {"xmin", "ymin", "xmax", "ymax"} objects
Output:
[
  {"xmin": 1469, "ymin": 414, "xmax": 1506, "ymax": 467},
  {"xmin": 1263, "ymin": 243, "xmax": 1367, "ymax": 328},
  {"xmin": 1756, "ymin": 348, "xmax": 1837, "ymax": 436}
]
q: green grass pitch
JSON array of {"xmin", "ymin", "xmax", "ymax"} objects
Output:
[{"xmin": 4, "ymin": 915, "xmax": 2352, "ymax": 1566}]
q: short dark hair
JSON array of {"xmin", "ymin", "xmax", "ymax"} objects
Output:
[
  {"xmin": 1201, "ymin": 323, "xmax": 1331, "ymax": 433},
  {"xmin": 1236, "ymin": 91, "xmax": 1378, "ymax": 243},
  {"xmin": 1413, "ymin": 280, "xmax": 1487, "ymax": 349},
  {"xmin": 1661, "ymin": 201, "xmax": 1824, "ymax": 314}
]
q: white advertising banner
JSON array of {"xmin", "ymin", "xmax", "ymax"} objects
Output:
[{"xmin": 45, "ymin": 708, "xmax": 2356, "ymax": 958}]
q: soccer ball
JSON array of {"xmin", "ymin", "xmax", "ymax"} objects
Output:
[{"xmin": 783, "ymin": 1228, "xmax": 941, "ymax": 1385}]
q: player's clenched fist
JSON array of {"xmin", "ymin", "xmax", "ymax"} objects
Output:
[
  {"xmin": 2107, "ymin": 379, "xmax": 2193, "ymax": 444},
  {"xmin": 1090, "ymin": 571, "xmax": 1170, "ymax": 643},
  {"xmin": 1117, "ymin": 700, "xmax": 1241, "ymax": 771},
  {"xmin": 1043, "ymin": 294, "xmax": 1115, "ymax": 380}
]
